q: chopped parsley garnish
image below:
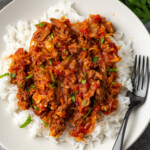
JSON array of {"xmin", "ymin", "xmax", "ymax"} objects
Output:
[
  {"xmin": 12, "ymin": 62, "xmax": 15, "ymax": 65},
  {"xmin": 33, "ymin": 105, "xmax": 39, "ymax": 111},
  {"xmin": 43, "ymin": 120, "xmax": 48, "ymax": 128},
  {"xmin": 106, "ymin": 68, "xmax": 118, "ymax": 72},
  {"xmin": 30, "ymin": 85, "xmax": 35, "ymax": 89},
  {"xmin": 51, "ymin": 33, "xmax": 54, "ymax": 40},
  {"xmin": 67, "ymin": 56, "xmax": 70, "ymax": 60},
  {"xmin": 101, "ymin": 37, "xmax": 105, "ymax": 44},
  {"xmin": 82, "ymin": 47, "xmax": 86, "ymax": 51},
  {"xmin": 42, "ymin": 71, "xmax": 45, "ymax": 74},
  {"xmin": 75, "ymin": 91, "xmax": 79, "ymax": 95},
  {"xmin": 32, "ymin": 100, "xmax": 34, "ymax": 104},
  {"xmin": 19, "ymin": 84, "xmax": 23, "ymax": 88},
  {"xmin": 82, "ymin": 100, "xmax": 87, "ymax": 106},
  {"xmin": 82, "ymin": 79, "xmax": 86, "ymax": 84},
  {"xmin": 112, "ymin": 82, "xmax": 115, "ymax": 85},
  {"xmin": 83, "ymin": 72, "xmax": 87, "ymax": 78},
  {"xmin": 94, "ymin": 99, "xmax": 97, "ymax": 103},
  {"xmin": 51, "ymin": 75, "xmax": 55, "ymax": 83},
  {"xmin": 92, "ymin": 57, "xmax": 98, "ymax": 62},
  {"xmin": 10, "ymin": 73, "xmax": 16, "ymax": 78},
  {"xmin": 49, "ymin": 59, "xmax": 53, "ymax": 66},
  {"xmin": 20, "ymin": 115, "xmax": 32, "ymax": 128},
  {"xmin": 49, "ymin": 83, "xmax": 55, "ymax": 89},
  {"xmin": 27, "ymin": 85, "xmax": 35, "ymax": 91},
  {"xmin": 26, "ymin": 74, "xmax": 33, "ymax": 79},
  {"xmin": 0, "ymin": 73, "xmax": 9, "ymax": 79},
  {"xmin": 84, "ymin": 108, "xmax": 92, "ymax": 119},
  {"xmin": 120, "ymin": 0, "xmax": 150, "ymax": 24},
  {"xmin": 40, "ymin": 64, "xmax": 45, "ymax": 68},
  {"xmin": 36, "ymin": 22, "xmax": 46, "ymax": 27},
  {"xmin": 48, "ymin": 39, "xmax": 51, "ymax": 42},
  {"xmin": 70, "ymin": 93, "xmax": 75, "ymax": 103}
]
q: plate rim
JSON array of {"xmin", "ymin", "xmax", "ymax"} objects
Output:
[{"xmin": 0, "ymin": 0, "xmax": 150, "ymax": 150}]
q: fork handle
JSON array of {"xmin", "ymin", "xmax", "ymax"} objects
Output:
[{"xmin": 112, "ymin": 103, "xmax": 136, "ymax": 150}]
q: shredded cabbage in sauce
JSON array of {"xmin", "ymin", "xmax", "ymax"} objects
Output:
[{"xmin": 8, "ymin": 14, "xmax": 121, "ymax": 141}]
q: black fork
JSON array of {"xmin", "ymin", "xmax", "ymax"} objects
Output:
[{"xmin": 112, "ymin": 55, "xmax": 149, "ymax": 150}]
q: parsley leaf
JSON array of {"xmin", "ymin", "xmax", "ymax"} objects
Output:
[
  {"xmin": 51, "ymin": 75, "xmax": 55, "ymax": 83},
  {"xmin": 106, "ymin": 68, "xmax": 118, "ymax": 72},
  {"xmin": 32, "ymin": 100, "xmax": 34, "ymax": 104},
  {"xmin": 49, "ymin": 59, "xmax": 53, "ymax": 66},
  {"xmin": 83, "ymin": 72, "xmax": 87, "ymax": 78},
  {"xmin": 120, "ymin": 0, "xmax": 150, "ymax": 23},
  {"xmin": 75, "ymin": 91, "xmax": 79, "ymax": 95},
  {"xmin": 30, "ymin": 85, "xmax": 35, "ymax": 89},
  {"xmin": 49, "ymin": 83, "xmax": 55, "ymax": 89},
  {"xmin": 82, "ymin": 100, "xmax": 87, "ymax": 106},
  {"xmin": 67, "ymin": 56, "xmax": 70, "ymax": 60},
  {"xmin": 36, "ymin": 22, "xmax": 46, "ymax": 27},
  {"xmin": 40, "ymin": 64, "xmax": 45, "ymax": 68},
  {"xmin": 70, "ymin": 93, "xmax": 76, "ymax": 103},
  {"xmin": 82, "ymin": 47, "xmax": 86, "ymax": 50},
  {"xmin": 33, "ymin": 105, "xmax": 39, "ymax": 111},
  {"xmin": 26, "ymin": 74, "xmax": 33, "ymax": 79},
  {"xmin": 92, "ymin": 57, "xmax": 98, "ymax": 62},
  {"xmin": 43, "ymin": 120, "xmax": 48, "ymax": 128},
  {"xmin": 101, "ymin": 37, "xmax": 105, "ymax": 44},
  {"xmin": 51, "ymin": 33, "xmax": 54, "ymax": 40},
  {"xmin": 112, "ymin": 82, "xmax": 115, "ymax": 85},
  {"xmin": 82, "ymin": 79, "xmax": 86, "ymax": 84},
  {"xmin": 84, "ymin": 108, "xmax": 92, "ymax": 119},
  {"xmin": 10, "ymin": 73, "xmax": 16, "ymax": 78},
  {"xmin": 20, "ymin": 115, "xmax": 32, "ymax": 128},
  {"xmin": 19, "ymin": 84, "xmax": 23, "ymax": 88},
  {"xmin": 0, "ymin": 73, "xmax": 9, "ymax": 79}
]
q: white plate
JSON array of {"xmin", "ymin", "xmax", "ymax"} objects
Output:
[{"xmin": 0, "ymin": 0, "xmax": 150, "ymax": 150}]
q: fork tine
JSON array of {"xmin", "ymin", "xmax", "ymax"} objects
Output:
[
  {"xmin": 138, "ymin": 56, "xmax": 144, "ymax": 89},
  {"xmin": 131, "ymin": 55, "xmax": 137, "ymax": 85},
  {"xmin": 146, "ymin": 57, "xmax": 149, "ymax": 89},
  {"xmin": 143, "ymin": 57, "xmax": 149, "ymax": 95},
  {"xmin": 141, "ymin": 56, "xmax": 145, "ymax": 89},
  {"xmin": 136, "ymin": 55, "xmax": 141, "ymax": 89}
]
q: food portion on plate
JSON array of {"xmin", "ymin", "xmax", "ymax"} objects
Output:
[
  {"xmin": 7, "ymin": 14, "xmax": 121, "ymax": 140},
  {"xmin": 0, "ymin": 1, "xmax": 134, "ymax": 149}
]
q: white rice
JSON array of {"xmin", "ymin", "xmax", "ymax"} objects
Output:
[{"xmin": 0, "ymin": 1, "xmax": 134, "ymax": 149}]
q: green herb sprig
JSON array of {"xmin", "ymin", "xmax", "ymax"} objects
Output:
[
  {"xmin": 10, "ymin": 73, "xmax": 16, "ymax": 78},
  {"xmin": 84, "ymin": 108, "xmax": 92, "ymax": 119},
  {"xmin": 70, "ymin": 93, "xmax": 76, "ymax": 103},
  {"xmin": 20, "ymin": 115, "xmax": 32, "ymax": 128},
  {"xmin": 26, "ymin": 74, "xmax": 33, "ymax": 79},
  {"xmin": 36, "ymin": 22, "xmax": 46, "ymax": 27},
  {"xmin": 49, "ymin": 83, "xmax": 55, "ymax": 89},
  {"xmin": 82, "ymin": 100, "xmax": 87, "ymax": 106},
  {"xmin": 120, "ymin": 0, "xmax": 150, "ymax": 23},
  {"xmin": 43, "ymin": 120, "xmax": 49, "ymax": 128},
  {"xmin": 49, "ymin": 59, "xmax": 53, "ymax": 66},
  {"xmin": 92, "ymin": 57, "xmax": 98, "ymax": 62},
  {"xmin": 33, "ymin": 105, "xmax": 39, "ymax": 111},
  {"xmin": 106, "ymin": 68, "xmax": 118, "ymax": 72},
  {"xmin": 0, "ymin": 73, "xmax": 9, "ymax": 79}
]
